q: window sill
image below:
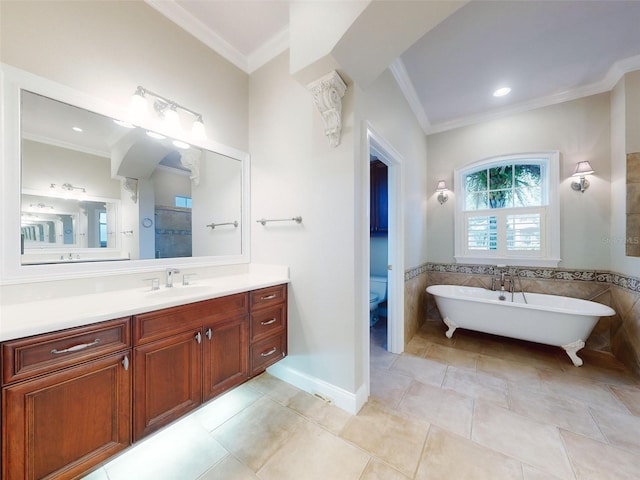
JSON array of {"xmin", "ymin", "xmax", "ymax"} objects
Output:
[{"xmin": 454, "ymin": 255, "xmax": 561, "ymax": 268}]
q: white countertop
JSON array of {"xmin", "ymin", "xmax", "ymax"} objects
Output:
[{"xmin": 0, "ymin": 271, "xmax": 290, "ymax": 342}]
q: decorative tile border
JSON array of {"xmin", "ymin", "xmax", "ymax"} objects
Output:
[{"xmin": 404, "ymin": 262, "xmax": 640, "ymax": 294}]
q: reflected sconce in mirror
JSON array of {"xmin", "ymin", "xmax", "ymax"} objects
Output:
[
  {"xmin": 130, "ymin": 86, "xmax": 206, "ymax": 140},
  {"xmin": 436, "ymin": 180, "xmax": 449, "ymax": 205},
  {"xmin": 570, "ymin": 161, "xmax": 594, "ymax": 193}
]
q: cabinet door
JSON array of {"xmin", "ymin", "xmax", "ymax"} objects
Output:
[
  {"xmin": 370, "ymin": 159, "xmax": 388, "ymax": 235},
  {"xmin": 133, "ymin": 330, "xmax": 202, "ymax": 441},
  {"xmin": 203, "ymin": 315, "xmax": 248, "ymax": 401},
  {"xmin": 2, "ymin": 351, "xmax": 131, "ymax": 480}
]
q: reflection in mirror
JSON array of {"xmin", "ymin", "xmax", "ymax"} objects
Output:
[{"xmin": 20, "ymin": 91, "xmax": 243, "ymax": 265}]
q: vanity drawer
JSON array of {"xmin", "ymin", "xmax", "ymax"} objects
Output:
[
  {"xmin": 250, "ymin": 304, "xmax": 286, "ymax": 342},
  {"xmin": 250, "ymin": 284, "xmax": 287, "ymax": 310},
  {"xmin": 2, "ymin": 317, "xmax": 131, "ymax": 385},
  {"xmin": 250, "ymin": 333, "xmax": 287, "ymax": 375},
  {"xmin": 134, "ymin": 293, "xmax": 248, "ymax": 345}
]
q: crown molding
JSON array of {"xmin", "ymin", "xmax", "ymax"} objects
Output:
[
  {"xmin": 145, "ymin": 0, "xmax": 289, "ymax": 74},
  {"xmin": 247, "ymin": 26, "xmax": 289, "ymax": 74},
  {"xmin": 388, "ymin": 58, "xmax": 431, "ymax": 133},
  {"xmin": 145, "ymin": 0, "xmax": 248, "ymax": 72}
]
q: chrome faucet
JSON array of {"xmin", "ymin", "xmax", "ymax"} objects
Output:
[{"xmin": 165, "ymin": 268, "xmax": 180, "ymax": 288}]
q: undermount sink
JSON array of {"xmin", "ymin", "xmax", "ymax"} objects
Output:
[{"xmin": 144, "ymin": 285, "xmax": 213, "ymax": 298}]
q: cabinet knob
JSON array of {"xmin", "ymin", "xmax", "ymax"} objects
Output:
[
  {"xmin": 205, "ymin": 328, "xmax": 212, "ymax": 340},
  {"xmin": 195, "ymin": 332, "xmax": 202, "ymax": 344},
  {"xmin": 122, "ymin": 355, "xmax": 130, "ymax": 371}
]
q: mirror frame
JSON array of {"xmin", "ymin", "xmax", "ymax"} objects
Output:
[{"xmin": 1, "ymin": 63, "xmax": 250, "ymax": 284}]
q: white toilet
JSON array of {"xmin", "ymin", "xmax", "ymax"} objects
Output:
[{"xmin": 369, "ymin": 275, "xmax": 388, "ymax": 326}]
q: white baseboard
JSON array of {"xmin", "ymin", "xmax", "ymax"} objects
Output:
[{"xmin": 267, "ymin": 362, "xmax": 368, "ymax": 415}]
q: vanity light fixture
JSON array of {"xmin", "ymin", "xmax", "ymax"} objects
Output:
[
  {"xmin": 570, "ymin": 161, "xmax": 594, "ymax": 193},
  {"xmin": 29, "ymin": 203, "xmax": 54, "ymax": 210},
  {"xmin": 130, "ymin": 86, "xmax": 206, "ymax": 139},
  {"xmin": 50, "ymin": 183, "xmax": 86, "ymax": 198},
  {"xmin": 436, "ymin": 180, "xmax": 449, "ymax": 205}
]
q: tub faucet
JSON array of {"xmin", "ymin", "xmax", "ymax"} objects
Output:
[{"xmin": 165, "ymin": 268, "xmax": 180, "ymax": 288}]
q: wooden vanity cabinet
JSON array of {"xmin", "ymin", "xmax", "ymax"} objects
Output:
[
  {"xmin": 249, "ymin": 285, "xmax": 288, "ymax": 375},
  {"xmin": 1, "ymin": 318, "xmax": 132, "ymax": 480},
  {"xmin": 132, "ymin": 293, "xmax": 249, "ymax": 440},
  {"xmin": 1, "ymin": 283, "xmax": 288, "ymax": 477}
]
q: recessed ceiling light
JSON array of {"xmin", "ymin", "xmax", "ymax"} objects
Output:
[
  {"xmin": 146, "ymin": 131, "xmax": 165, "ymax": 140},
  {"xmin": 493, "ymin": 87, "xmax": 511, "ymax": 97},
  {"xmin": 72, "ymin": 126, "xmax": 83, "ymax": 132},
  {"xmin": 113, "ymin": 119, "xmax": 135, "ymax": 129},
  {"xmin": 172, "ymin": 140, "xmax": 190, "ymax": 149}
]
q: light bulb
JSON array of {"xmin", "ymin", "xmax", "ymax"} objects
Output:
[
  {"xmin": 130, "ymin": 87, "xmax": 148, "ymax": 122},
  {"xmin": 192, "ymin": 116, "xmax": 206, "ymax": 140},
  {"xmin": 164, "ymin": 105, "xmax": 181, "ymax": 132}
]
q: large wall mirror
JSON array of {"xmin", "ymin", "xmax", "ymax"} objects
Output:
[{"xmin": 1, "ymin": 64, "xmax": 250, "ymax": 282}]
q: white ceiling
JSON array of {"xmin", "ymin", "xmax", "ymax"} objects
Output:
[{"xmin": 147, "ymin": 1, "xmax": 640, "ymax": 133}]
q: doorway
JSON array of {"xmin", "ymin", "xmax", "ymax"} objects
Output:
[{"xmin": 366, "ymin": 126, "xmax": 404, "ymax": 359}]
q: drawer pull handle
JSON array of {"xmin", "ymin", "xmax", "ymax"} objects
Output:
[
  {"xmin": 260, "ymin": 294, "xmax": 277, "ymax": 301},
  {"xmin": 261, "ymin": 347, "xmax": 278, "ymax": 357},
  {"xmin": 260, "ymin": 318, "xmax": 277, "ymax": 326},
  {"xmin": 51, "ymin": 338, "xmax": 100, "ymax": 355}
]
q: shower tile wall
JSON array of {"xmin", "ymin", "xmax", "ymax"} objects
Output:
[
  {"xmin": 404, "ymin": 263, "xmax": 640, "ymax": 378},
  {"xmin": 155, "ymin": 206, "xmax": 192, "ymax": 258}
]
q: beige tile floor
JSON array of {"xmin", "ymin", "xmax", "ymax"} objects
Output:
[{"xmin": 84, "ymin": 318, "xmax": 640, "ymax": 480}]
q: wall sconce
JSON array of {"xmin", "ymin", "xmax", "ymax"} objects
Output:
[
  {"xmin": 130, "ymin": 86, "xmax": 206, "ymax": 140},
  {"xmin": 436, "ymin": 180, "xmax": 449, "ymax": 205},
  {"xmin": 570, "ymin": 161, "xmax": 594, "ymax": 193}
]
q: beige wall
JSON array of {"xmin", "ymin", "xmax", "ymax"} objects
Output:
[
  {"xmin": 250, "ymin": 51, "xmax": 358, "ymax": 394},
  {"xmin": 0, "ymin": 1, "xmax": 249, "ymax": 152},
  {"xmin": 250, "ymin": 52, "xmax": 428, "ymax": 400},
  {"xmin": 426, "ymin": 93, "xmax": 612, "ymax": 269},
  {"xmin": 355, "ymin": 69, "xmax": 429, "ymax": 344}
]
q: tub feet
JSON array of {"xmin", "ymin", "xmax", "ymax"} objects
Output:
[
  {"xmin": 443, "ymin": 317, "xmax": 458, "ymax": 339},
  {"xmin": 562, "ymin": 339, "xmax": 585, "ymax": 367}
]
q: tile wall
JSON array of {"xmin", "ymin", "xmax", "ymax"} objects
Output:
[
  {"xmin": 404, "ymin": 263, "xmax": 640, "ymax": 377},
  {"xmin": 628, "ymin": 152, "xmax": 640, "ymax": 257}
]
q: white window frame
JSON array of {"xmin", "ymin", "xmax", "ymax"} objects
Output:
[{"xmin": 454, "ymin": 151, "xmax": 561, "ymax": 267}]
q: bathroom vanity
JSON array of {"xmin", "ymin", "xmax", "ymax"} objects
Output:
[{"xmin": 1, "ymin": 280, "xmax": 288, "ymax": 480}]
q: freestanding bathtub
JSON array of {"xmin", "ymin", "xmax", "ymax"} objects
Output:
[{"xmin": 426, "ymin": 284, "xmax": 616, "ymax": 366}]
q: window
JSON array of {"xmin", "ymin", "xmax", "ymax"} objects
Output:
[
  {"xmin": 175, "ymin": 195, "xmax": 192, "ymax": 209},
  {"xmin": 99, "ymin": 211, "xmax": 107, "ymax": 248},
  {"xmin": 454, "ymin": 152, "xmax": 560, "ymax": 267}
]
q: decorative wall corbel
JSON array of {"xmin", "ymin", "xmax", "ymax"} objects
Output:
[
  {"xmin": 307, "ymin": 71, "xmax": 347, "ymax": 148},
  {"xmin": 122, "ymin": 177, "xmax": 138, "ymax": 203},
  {"xmin": 179, "ymin": 148, "xmax": 202, "ymax": 186}
]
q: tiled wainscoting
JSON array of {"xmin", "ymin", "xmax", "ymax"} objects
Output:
[{"xmin": 404, "ymin": 263, "xmax": 640, "ymax": 378}]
